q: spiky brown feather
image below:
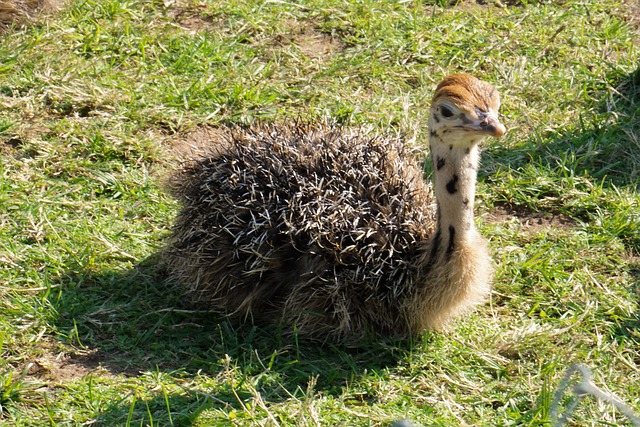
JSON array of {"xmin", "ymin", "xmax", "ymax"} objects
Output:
[{"xmin": 164, "ymin": 122, "xmax": 439, "ymax": 340}]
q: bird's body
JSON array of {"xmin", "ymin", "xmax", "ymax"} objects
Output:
[{"xmin": 165, "ymin": 73, "xmax": 505, "ymax": 341}]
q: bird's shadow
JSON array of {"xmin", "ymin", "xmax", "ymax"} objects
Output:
[
  {"xmin": 484, "ymin": 66, "xmax": 639, "ymax": 191},
  {"xmin": 481, "ymin": 66, "xmax": 639, "ymax": 248},
  {"xmin": 482, "ymin": 66, "xmax": 640, "ymax": 340},
  {"xmin": 50, "ymin": 254, "xmax": 415, "ymax": 425}
]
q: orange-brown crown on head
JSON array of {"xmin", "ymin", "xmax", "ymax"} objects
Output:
[
  {"xmin": 430, "ymin": 73, "xmax": 506, "ymax": 139},
  {"xmin": 433, "ymin": 73, "xmax": 501, "ymax": 114}
]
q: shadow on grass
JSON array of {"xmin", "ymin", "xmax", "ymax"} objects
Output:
[
  {"xmin": 482, "ymin": 67, "xmax": 639, "ymax": 250},
  {"xmin": 486, "ymin": 66, "xmax": 639, "ymax": 189},
  {"xmin": 482, "ymin": 66, "xmax": 640, "ymax": 345},
  {"xmin": 50, "ymin": 254, "xmax": 413, "ymax": 425}
]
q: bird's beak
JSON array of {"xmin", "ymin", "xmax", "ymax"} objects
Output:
[{"xmin": 481, "ymin": 116, "xmax": 506, "ymax": 138}]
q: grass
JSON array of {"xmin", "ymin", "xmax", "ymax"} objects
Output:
[{"xmin": 0, "ymin": 0, "xmax": 638, "ymax": 425}]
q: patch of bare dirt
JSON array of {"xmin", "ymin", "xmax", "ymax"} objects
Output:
[
  {"xmin": 165, "ymin": 125, "xmax": 228, "ymax": 163},
  {"xmin": 271, "ymin": 19, "xmax": 343, "ymax": 60},
  {"xmin": 161, "ymin": 3, "xmax": 343, "ymax": 58},
  {"xmin": 13, "ymin": 338, "xmax": 142, "ymax": 384},
  {"xmin": 165, "ymin": 4, "xmax": 222, "ymax": 33},
  {"xmin": 277, "ymin": 28, "xmax": 342, "ymax": 60},
  {"xmin": 484, "ymin": 203, "xmax": 578, "ymax": 233},
  {"xmin": 1, "ymin": 136, "xmax": 23, "ymax": 154},
  {"xmin": 0, "ymin": 121, "xmax": 50, "ymax": 157},
  {"xmin": 0, "ymin": 0, "xmax": 64, "ymax": 31},
  {"xmin": 456, "ymin": 0, "xmax": 523, "ymax": 9},
  {"xmin": 1, "ymin": 0, "xmax": 43, "ymax": 29},
  {"xmin": 27, "ymin": 352, "xmax": 101, "ymax": 382},
  {"xmin": 24, "ymin": 346, "xmax": 144, "ymax": 383},
  {"xmin": 622, "ymin": 0, "xmax": 640, "ymax": 30}
]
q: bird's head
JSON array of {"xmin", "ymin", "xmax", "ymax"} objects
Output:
[{"xmin": 429, "ymin": 73, "xmax": 506, "ymax": 147}]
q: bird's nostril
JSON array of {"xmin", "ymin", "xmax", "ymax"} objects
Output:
[{"xmin": 480, "ymin": 120, "xmax": 488, "ymax": 128}]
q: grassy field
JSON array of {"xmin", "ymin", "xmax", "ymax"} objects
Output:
[{"xmin": 0, "ymin": 0, "xmax": 638, "ymax": 425}]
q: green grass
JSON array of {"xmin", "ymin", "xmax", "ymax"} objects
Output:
[{"xmin": 0, "ymin": 0, "xmax": 638, "ymax": 425}]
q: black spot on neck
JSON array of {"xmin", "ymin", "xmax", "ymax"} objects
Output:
[
  {"xmin": 447, "ymin": 225, "xmax": 456, "ymax": 254},
  {"xmin": 464, "ymin": 147, "xmax": 470, "ymax": 155},
  {"xmin": 430, "ymin": 129, "xmax": 437, "ymax": 137},
  {"xmin": 433, "ymin": 114, "xmax": 440, "ymax": 123},
  {"xmin": 427, "ymin": 227, "xmax": 442, "ymax": 267},
  {"xmin": 436, "ymin": 157, "xmax": 445, "ymax": 170},
  {"xmin": 462, "ymin": 197, "xmax": 470, "ymax": 207},
  {"xmin": 446, "ymin": 174, "xmax": 459, "ymax": 194},
  {"xmin": 449, "ymin": 145, "xmax": 453, "ymax": 150}
]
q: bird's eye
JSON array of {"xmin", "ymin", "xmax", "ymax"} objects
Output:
[{"xmin": 440, "ymin": 105, "xmax": 455, "ymax": 118}]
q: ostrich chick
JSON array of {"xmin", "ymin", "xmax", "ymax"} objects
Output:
[{"xmin": 164, "ymin": 73, "xmax": 506, "ymax": 341}]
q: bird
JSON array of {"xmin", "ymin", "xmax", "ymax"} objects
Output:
[{"xmin": 164, "ymin": 73, "xmax": 506, "ymax": 341}]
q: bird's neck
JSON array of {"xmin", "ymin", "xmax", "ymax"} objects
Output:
[{"xmin": 429, "ymin": 134, "xmax": 480, "ymax": 250}]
